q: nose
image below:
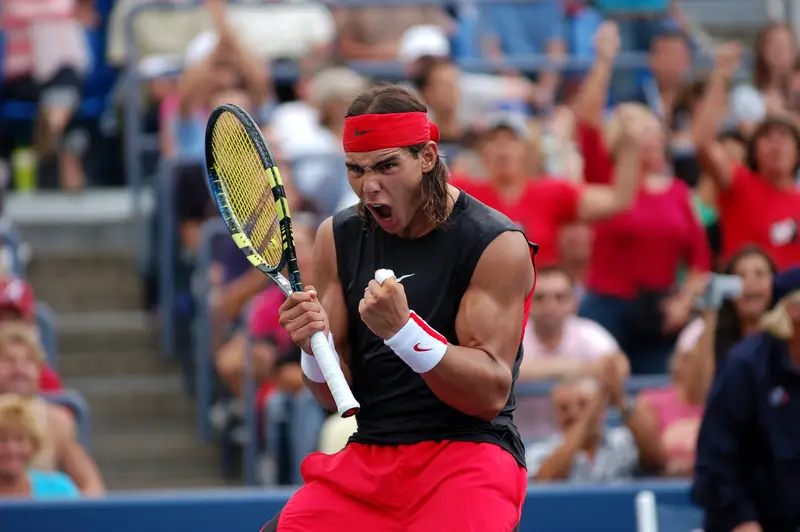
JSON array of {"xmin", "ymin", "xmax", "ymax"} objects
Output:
[{"xmin": 361, "ymin": 172, "xmax": 382, "ymax": 197}]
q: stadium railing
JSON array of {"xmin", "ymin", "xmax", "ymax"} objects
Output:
[
  {"xmin": 1, "ymin": 481, "xmax": 697, "ymax": 532},
  {"xmin": 636, "ymin": 489, "xmax": 704, "ymax": 532},
  {"xmin": 42, "ymin": 389, "xmax": 92, "ymax": 448},
  {"xmin": 121, "ymin": 0, "xmax": 653, "ymax": 218},
  {"xmin": 194, "ymin": 218, "xmax": 229, "ymax": 442}
]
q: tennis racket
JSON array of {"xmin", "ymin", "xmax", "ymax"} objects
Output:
[{"xmin": 204, "ymin": 103, "xmax": 359, "ymax": 418}]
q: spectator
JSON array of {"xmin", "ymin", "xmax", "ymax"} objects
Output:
[
  {"xmin": 557, "ymin": 222, "xmax": 592, "ymax": 289},
  {"xmin": 452, "ymin": 110, "xmax": 639, "ymax": 267},
  {"xmin": 633, "ymin": 319, "xmax": 706, "ymax": 478},
  {"xmin": 0, "ymin": 394, "xmax": 78, "ymax": 499},
  {"xmin": 160, "ymin": 0, "xmax": 271, "ymax": 161},
  {"xmin": 0, "ymin": 322, "xmax": 104, "ymax": 495},
  {"xmin": 515, "ymin": 267, "xmax": 627, "ymax": 441},
  {"xmin": 692, "ymin": 289, "xmax": 800, "ymax": 532},
  {"xmin": 730, "ymin": 23, "xmax": 797, "ymax": 133},
  {"xmin": 282, "ymin": 67, "xmax": 367, "ymax": 218},
  {"xmin": 629, "ymin": 28, "xmax": 692, "ymax": 123},
  {"xmin": 398, "ymin": 26, "xmax": 535, "ymax": 125},
  {"xmin": 333, "ymin": 6, "xmax": 451, "ymax": 61},
  {"xmin": 0, "ymin": 277, "xmax": 61, "ymax": 393},
  {"xmin": 693, "ymin": 43, "xmax": 800, "ymax": 271},
  {"xmin": 519, "ymin": 267, "xmax": 627, "ymax": 383},
  {"xmin": 527, "ymin": 362, "xmax": 662, "ymax": 483},
  {"xmin": 411, "ymin": 56, "xmax": 464, "ymax": 144},
  {"xmin": 693, "ymin": 247, "xmax": 778, "ymax": 381},
  {"xmin": 0, "ymin": 0, "xmax": 93, "ymax": 190},
  {"xmin": 574, "ymin": 22, "xmax": 711, "ymax": 373}
]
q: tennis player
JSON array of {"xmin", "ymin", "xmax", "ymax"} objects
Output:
[{"xmin": 266, "ymin": 84, "xmax": 536, "ymax": 532}]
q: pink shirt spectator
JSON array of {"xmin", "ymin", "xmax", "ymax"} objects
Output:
[
  {"xmin": 521, "ymin": 315, "xmax": 620, "ymax": 363},
  {"xmin": 638, "ymin": 386, "xmax": 704, "ymax": 472},
  {"xmin": 247, "ymin": 286, "xmax": 293, "ymax": 355},
  {"xmin": 516, "ymin": 316, "xmax": 620, "ymax": 442}
]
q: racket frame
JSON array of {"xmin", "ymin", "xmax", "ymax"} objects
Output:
[{"xmin": 204, "ymin": 103, "xmax": 360, "ymax": 418}]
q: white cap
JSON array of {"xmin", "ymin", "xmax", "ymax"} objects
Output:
[
  {"xmin": 398, "ymin": 25, "xmax": 450, "ymax": 65},
  {"xmin": 185, "ymin": 31, "xmax": 219, "ymax": 66},
  {"xmin": 138, "ymin": 54, "xmax": 183, "ymax": 80}
]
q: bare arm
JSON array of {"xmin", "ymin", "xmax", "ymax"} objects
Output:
[
  {"xmin": 209, "ymin": 0, "xmax": 270, "ymax": 107},
  {"xmin": 577, "ymin": 130, "xmax": 641, "ymax": 222},
  {"xmin": 572, "ymin": 22, "xmax": 619, "ymax": 128},
  {"xmin": 520, "ymin": 352, "xmax": 629, "ymax": 382},
  {"xmin": 51, "ymin": 407, "xmax": 105, "ymax": 496},
  {"xmin": 421, "ymin": 231, "xmax": 535, "ymax": 421},
  {"xmin": 687, "ymin": 312, "xmax": 717, "ymax": 401},
  {"xmin": 533, "ymin": 424, "xmax": 587, "ymax": 482},
  {"xmin": 303, "ymin": 217, "xmax": 353, "ymax": 412},
  {"xmin": 626, "ymin": 397, "xmax": 668, "ymax": 473},
  {"xmin": 692, "ymin": 43, "xmax": 741, "ymax": 191}
]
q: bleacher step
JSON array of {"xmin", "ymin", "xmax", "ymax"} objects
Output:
[
  {"xmin": 57, "ymin": 311, "xmax": 159, "ymax": 361},
  {"xmin": 68, "ymin": 374, "xmax": 194, "ymax": 419},
  {"xmin": 105, "ymin": 475, "xmax": 237, "ymax": 492},
  {"xmin": 28, "ymin": 252, "xmax": 142, "ymax": 313}
]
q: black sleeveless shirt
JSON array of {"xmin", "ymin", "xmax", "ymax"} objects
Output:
[{"xmin": 332, "ymin": 192, "xmax": 528, "ymax": 467}]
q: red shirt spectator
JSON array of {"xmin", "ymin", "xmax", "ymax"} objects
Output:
[
  {"xmin": 39, "ymin": 364, "xmax": 63, "ymax": 391},
  {"xmin": 718, "ymin": 164, "xmax": 800, "ymax": 271},
  {"xmin": 456, "ymin": 112, "xmax": 637, "ymax": 267},
  {"xmin": 452, "ymin": 177, "xmax": 580, "ymax": 266},
  {"xmin": 578, "ymin": 120, "xmax": 711, "ymax": 299}
]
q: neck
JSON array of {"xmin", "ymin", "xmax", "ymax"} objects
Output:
[
  {"xmin": 763, "ymin": 171, "xmax": 795, "ymax": 189},
  {"xmin": 534, "ymin": 322, "xmax": 564, "ymax": 349},
  {"xmin": 563, "ymin": 261, "xmax": 588, "ymax": 285},
  {"xmin": 398, "ymin": 185, "xmax": 458, "ymax": 239},
  {"xmin": 741, "ymin": 317, "xmax": 760, "ymax": 336},
  {"xmin": 494, "ymin": 178, "xmax": 525, "ymax": 200}
]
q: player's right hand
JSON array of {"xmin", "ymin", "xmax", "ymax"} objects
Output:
[{"xmin": 278, "ymin": 286, "xmax": 330, "ymax": 355}]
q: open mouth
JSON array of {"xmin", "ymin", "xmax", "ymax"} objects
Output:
[{"xmin": 369, "ymin": 204, "xmax": 393, "ymax": 220}]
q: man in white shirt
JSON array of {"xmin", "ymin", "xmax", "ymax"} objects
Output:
[
  {"xmin": 515, "ymin": 267, "xmax": 628, "ymax": 441},
  {"xmin": 520, "ymin": 267, "xmax": 628, "ymax": 381}
]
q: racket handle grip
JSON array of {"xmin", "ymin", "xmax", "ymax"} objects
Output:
[{"xmin": 309, "ymin": 331, "xmax": 360, "ymax": 418}]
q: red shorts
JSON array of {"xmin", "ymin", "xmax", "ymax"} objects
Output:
[{"xmin": 265, "ymin": 440, "xmax": 527, "ymax": 532}]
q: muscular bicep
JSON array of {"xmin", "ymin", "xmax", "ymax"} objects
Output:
[
  {"xmin": 312, "ymin": 217, "xmax": 351, "ymax": 363},
  {"xmin": 455, "ymin": 231, "xmax": 535, "ymax": 370}
]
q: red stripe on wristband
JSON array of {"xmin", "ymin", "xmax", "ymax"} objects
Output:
[{"xmin": 410, "ymin": 311, "xmax": 448, "ymax": 345}]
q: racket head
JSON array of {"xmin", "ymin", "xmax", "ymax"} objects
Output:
[{"xmin": 205, "ymin": 104, "xmax": 304, "ymax": 292}]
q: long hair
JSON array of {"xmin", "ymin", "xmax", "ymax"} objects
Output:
[
  {"xmin": 752, "ymin": 22, "xmax": 796, "ymax": 91},
  {"xmin": 345, "ymin": 84, "xmax": 450, "ymax": 229},
  {"xmin": 715, "ymin": 246, "xmax": 777, "ymax": 359}
]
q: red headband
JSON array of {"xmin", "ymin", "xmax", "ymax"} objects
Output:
[{"xmin": 342, "ymin": 112, "xmax": 440, "ymax": 153}]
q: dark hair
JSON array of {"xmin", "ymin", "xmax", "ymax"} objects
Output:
[
  {"xmin": 745, "ymin": 116, "xmax": 800, "ymax": 174},
  {"xmin": 650, "ymin": 28, "xmax": 690, "ymax": 53},
  {"xmin": 345, "ymin": 84, "xmax": 450, "ymax": 228},
  {"xmin": 714, "ymin": 246, "xmax": 777, "ymax": 359},
  {"xmin": 753, "ymin": 22, "xmax": 795, "ymax": 90}
]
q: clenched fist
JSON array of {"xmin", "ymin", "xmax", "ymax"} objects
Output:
[
  {"xmin": 278, "ymin": 286, "xmax": 329, "ymax": 354},
  {"xmin": 358, "ymin": 278, "xmax": 410, "ymax": 340}
]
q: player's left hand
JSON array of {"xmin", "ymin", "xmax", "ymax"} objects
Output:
[{"xmin": 358, "ymin": 278, "xmax": 410, "ymax": 340}]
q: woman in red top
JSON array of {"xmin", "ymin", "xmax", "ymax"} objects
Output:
[
  {"xmin": 451, "ymin": 111, "xmax": 640, "ymax": 267},
  {"xmin": 693, "ymin": 44, "xmax": 800, "ymax": 271},
  {"xmin": 573, "ymin": 22, "xmax": 711, "ymax": 374}
]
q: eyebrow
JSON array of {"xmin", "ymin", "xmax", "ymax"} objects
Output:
[{"xmin": 345, "ymin": 155, "xmax": 401, "ymax": 170}]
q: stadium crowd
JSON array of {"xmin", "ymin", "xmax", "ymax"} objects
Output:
[{"xmin": 2, "ymin": 0, "xmax": 800, "ymax": 530}]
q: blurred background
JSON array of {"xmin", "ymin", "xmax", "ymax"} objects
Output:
[{"xmin": 0, "ymin": 0, "xmax": 799, "ymax": 530}]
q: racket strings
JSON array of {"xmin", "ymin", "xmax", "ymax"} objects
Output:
[{"xmin": 211, "ymin": 112, "xmax": 284, "ymax": 268}]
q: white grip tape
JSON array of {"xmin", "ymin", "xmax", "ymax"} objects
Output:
[
  {"xmin": 384, "ymin": 312, "xmax": 447, "ymax": 373},
  {"xmin": 308, "ymin": 331, "xmax": 360, "ymax": 417},
  {"xmin": 300, "ymin": 333, "xmax": 336, "ymax": 383},
  {"xmin": 375, "ymin": 269, "xmax": 395, "ymax": 285}
]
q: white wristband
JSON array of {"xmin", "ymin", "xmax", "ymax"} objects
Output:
[
  {"xmin": 384, "ymin": 311, "xmax": 447, "ymax": 373},
  {"xmin": 301, "ymin": 333, "xmax": 338, "ymax": 383}
]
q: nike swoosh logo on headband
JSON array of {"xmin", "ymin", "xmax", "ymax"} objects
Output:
[{"xmin": 353, "ymin": 129, "xmax": 373, "ymax": 136}]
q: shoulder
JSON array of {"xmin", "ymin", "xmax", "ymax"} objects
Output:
[
  {"xmin": 331, "ymin": 205, "xmax": 362, "ymax": 237},
  {"xmin": 722, "ymin": 334, "xmax": 774, "ymax": 376},
  {"xmin": 45, "ymin": 401, "xmax": 76, "ymax": 437},
  {"xmin": 28, "ymin": 470, "xmax": 80, "ymax": 498},
  {"xmin": 570, "ymin": 317, "xmax": 619, "ymax": 352},
  {"xmin": 459, "ymin": 191, "xmax": 520, "ymax": 234}
]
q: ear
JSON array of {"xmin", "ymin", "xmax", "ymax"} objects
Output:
[{"xmin": 420, "ymin": 141, "xmax": 438, "ymax": 173}]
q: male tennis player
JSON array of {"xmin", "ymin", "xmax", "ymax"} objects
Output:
[{"xmin": 267, "ymin": 84, "xmax": 536, "ymax": 532}]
